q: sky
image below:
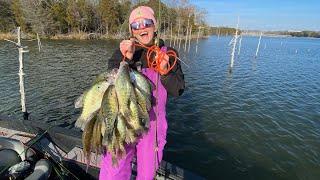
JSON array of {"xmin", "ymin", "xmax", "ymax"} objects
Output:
[{"xmin": 189, "ymin": 0, "xmax": 320, "ymax": 31}]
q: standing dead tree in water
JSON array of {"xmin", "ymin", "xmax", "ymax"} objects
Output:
[
  {"xmin": 184, "ymin": 14, "xmax": 190, "ymax": 52},
  {"xmin": 196, "ymin": 26, "xmax": 202, "ymax": 54},
  {"xmin": 174, "ymin": 18, "xmax": 181, "ymax": 49},
  {"xmin": 178, "ymin": 19, "xmax": 182, "ymax": 50},
  {"xmin": 255, "ymin": 32, "xmax": 262, "ymax": 58},
  {"xmin": 237, "ymin": 34, "xmax": 242, "ymax": 55},
  {"xmin": 229, "ymin": 17, "xmax": 239, "ymax": 72},
  {"xmin": 188, "ymin": 25, "xmax": 192, "ymax": 53},
  {"xmin": 4, "ymin": 27, "xmax": 29, "ymax": 120},
  {"xmin": 37, "ymin": 33, "xmax": 41, "ymax": 52}
]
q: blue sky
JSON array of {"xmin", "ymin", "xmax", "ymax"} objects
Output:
[{"xmin": 189, "ymin": 0, "xmax": 320, "ymax": 31}]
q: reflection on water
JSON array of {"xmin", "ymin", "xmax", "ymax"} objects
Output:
[{"xmin": 1, "ymin": 37, "xmax": 320, "ymax": 179}]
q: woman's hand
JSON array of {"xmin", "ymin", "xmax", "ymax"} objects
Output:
[{"xmin": 120, "ymin": 38, "xmax": 135, "ymax": 60}]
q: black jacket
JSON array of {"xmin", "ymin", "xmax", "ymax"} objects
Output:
[{"xmin": 107, "ymin": 40, "xmax": 185, "ymax": 97}]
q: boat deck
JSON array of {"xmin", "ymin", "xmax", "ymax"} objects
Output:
[{"xmin": 0, "ymin": 115, "xmax": 205, "ymax": 180}]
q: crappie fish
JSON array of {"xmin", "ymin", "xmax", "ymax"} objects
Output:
[
  {"xmin": 130, "ymin": 70, "xmax": 152, "ymax": 111},
  {"xmin": 115, "ymin": 61, "xmax": 133, "ymax": 118},
  {"xmin": 108, "ymin": 125, "xmax": 121, "ymax": 166},
  {"xmin": 101, "ymin": 116, "xmax": 106, "ymax": 137},
  {"xmin": 99, "ymin": 85, "xmax": 118, "ymax": 145},
  {"xmin": 82, "ymin": 115, "xmax": 97, "ymax": 169},
  {"xmin": 131, "ymin": 70, "xmax": 152, "ymax": 129},
  {"xmin": 116, "ymin": 114, "xmax": 127, "ymax": 154},
  {"xmin": 92, "ymin": 117, "xmax": 103, "ymax": 154},
  {"xmin": 137, "ymin": 103, "xmax": 150, "ymax": 130},
  {"xmin": 74, "ymin": 70, "xmax": 117, "ymax": 109},
  {"xmin": 75, "ymin": 80, "xmax": 110, "ymax": 130},
  {"xmin": 92, "ymin": 69, "xmax": 118, "ymax": 85},
  {"xmin": 126, "ymin": 90, "xmax": 144, "ymax": 133}
]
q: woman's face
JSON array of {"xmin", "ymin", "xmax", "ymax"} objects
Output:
[{"xmin": 131, "ymin": 18, "xmax": 155, "ymax": 45}]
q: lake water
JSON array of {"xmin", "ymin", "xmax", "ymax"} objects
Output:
[{"xmin": 0, "ymin": 36, "xmax": 319, "ymax": 180}]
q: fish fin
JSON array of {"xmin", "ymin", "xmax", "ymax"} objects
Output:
[
  {"xmin": 74, "ymin": 91, "xmax": 87, "ymax": 109},
  {"xmin": 77, "ymin": 109, "xmax": 100, "ymax": 130},
  {"xmin": 75, "ymin": 116, "xmax": 86, "ymax": 131},
  {"xmin": 85, "ymin": 153, "xmax": 91, "ymax": 173},
  {"xmin": 125, "ymin": 129, "xmax": 136, "ymax": 144},
  {"xmin": 143, "ymin": 117, "xmax": 150, "ymax": 131},
  {"xmin": 92, "ymin": 118, "xmax": 100, "ymax": 153},
  {"xmin": 82, "ymin": 117, "xmax": 96, "ymax": 173},
  {"xmin": 118, "ymin": 142, "xmax": 126, "ymax": 158},
  {"xmin": 111, "ymin": 154, "xmax": 118, "ymax": 167},
  {"xmin": 146, "ymin": 99, "xmax": 152, "ymax": 111}
]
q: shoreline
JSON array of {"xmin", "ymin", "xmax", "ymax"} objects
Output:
[
  {"xmin": 0, "ymin": 32, "xmax": 210, "ymax": 41},
  {"xmin": 2, "ymin": 32, "xmax": 318, "ymax": 41}
]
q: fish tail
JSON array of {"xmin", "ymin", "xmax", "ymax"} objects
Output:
[
  {"xmin": 74, "ymin": 91, "xmax": 86, "ymax": 109},
  {"xmin": 125, "ymin": 129, "xmax": 136, "ymax": 144},
  {"xmin": 85, "ymin": 153, "xmax": 91, "ymax": 173},
  {"xmin": 75, "ymin": 117, "xmax": 86, "ymax": 130},
  {"xmin": 111, "ymin": 154, "xmax": 118, "ymax": 167},
  {"xmin": 121, "ymin": 107, "xmax": 131, "ymax": 118},
  {"xmin": 142, "ymin": 118, "xmax": 150, "ymax": 131},
  {"xmin": 118, "ymin": 142, "xmax": 126, "ymax": 157}
]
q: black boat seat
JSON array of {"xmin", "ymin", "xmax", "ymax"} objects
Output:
[
  {"xmin": 0, "ymin": 137, "xmax": 52, "ymax": 179},
  {"xmin": 25, "ymin": 159, "xmax": 52, "ymax": 180},
  {"xmin": 0, "ymin": 137, "xmax": 35, "ymax": 161},
  {"xmin": 0, "ymin": 149, "xmax": 21, "ymax": 170}
]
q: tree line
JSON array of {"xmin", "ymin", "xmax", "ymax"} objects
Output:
[
  {"xmin": 0, "ymin": 0, "xmax": 214, "ymax": 38},
  {"xmin": 281, "ymin": 31, "xmax": 320, "ymax": 38}
]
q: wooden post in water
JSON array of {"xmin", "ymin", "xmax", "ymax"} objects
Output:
[
  {"xmin": 37, "ymin": 33, "xmax": 41, "ymax": 52},
  {"xmin": 238, "ymin": 34, "xmax": 242, "ymax": 55},
  {"xmin": 255, "ymin": 32, "xmax": 262, "ymax": 58},
  {"xmin": 196, "ymin": 26, "xmax": 201, "ymax": 54},
  {"xmin": 188, "ymin": 25, "xmax": 192, "ymax": 53},
  {"xmin": 18, "ymin": 27, "xmax": 29, "ymax": 120},
  {"xmin": 177, "ymin": 19, "xmax": 182, "ymax": 50},
  {"xmin": 229, "ymin": 17, "xmax": 239, "ymax": 72},
  {"xmin": 174, "ymin": 19, "xmax": 179, "ymax": 48},
  {"xmin": 5, "ymin": 27, "xmax": 30, "ymax": 120},
  {"xmin": 184, "ymin": 15, "xmax": 190, "ymax": 52}
]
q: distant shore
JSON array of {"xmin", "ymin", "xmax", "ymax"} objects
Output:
[
  {"xmin": 0, "ymin": 32, "xmax": 210, "ymax": 41},
  {"xmin": 242, "ymin": 33, "xmax": 291, "ymax": 38},
  {"xmin": 0, "ymin": 32, "xmax": 124, "ymax": 41},
  {"xmin": 2, "ymin": 32, "xmax": 318, "ymax": 41}
]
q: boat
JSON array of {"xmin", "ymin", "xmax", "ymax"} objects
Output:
[{"xmin": 0, "ymin": 115, "xmax": 205, "ymax": 180}]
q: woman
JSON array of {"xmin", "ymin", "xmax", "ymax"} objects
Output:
[{"xmin": 99, "ymin": 6, "xmax": 185, "ymax": 180}]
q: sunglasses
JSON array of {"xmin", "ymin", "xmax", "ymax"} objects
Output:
[{"xmin": 130, "ymin": 19, "xmax": 154, "ymax": 30}]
